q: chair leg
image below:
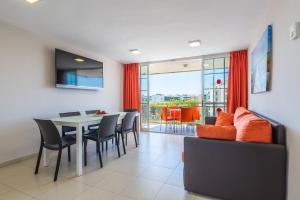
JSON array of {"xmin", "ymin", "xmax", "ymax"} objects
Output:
[
  {"xmin": 54, "ymin": 149, "xmax": 62, "ymax": 182},
  {"xmin": 84, "ymin": 140, "xmax": 87, "ymax": 166},
  {"xmin": 126, "ymin": 134, "xmax": 128, "ymax": 146},
  {"xmin": 97, "ymin": 142, "xmax": 103, "ymax": 168},
  {"xmin": 133, "ymin": 131, "xmax": 138, "ymax": 148},
  {"xmin": 121, "ymin": 133, "xmax": 126, "ymax": 154},
  {"xmin": 67, "ymin": 146, "xmax": 71, "ymax": 162},
  {"xmin": 96, "ymin": 142, "xmax": 99, "ymax": 154},
  {"xmin": 106, "ymin": 141, "xmax": 108, "ymax": 151},
  {"xmin": 116, "ymin": 134, "xmax": 120, "ymax": 158},
  {"xmin": 102, "ymin": 142, "xmax": 104, "ymax": 152},
  {"xmin": 35, "ymin": 143, "xmax": 43, "ymax": 174}
]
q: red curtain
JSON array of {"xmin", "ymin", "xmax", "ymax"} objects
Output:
[
  {"xmin": 227, "ymin": 50, "xmax": 248, "ymax": 113},
  {"xmin": 123, "ymin": 63, "xmax": 141, "ymax": 112}
]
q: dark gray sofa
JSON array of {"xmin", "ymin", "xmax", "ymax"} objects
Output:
[{"xmin": 183, "ymin": 111, "xmax": 287, "ymax": 200}]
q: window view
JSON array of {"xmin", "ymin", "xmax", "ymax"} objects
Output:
[{"xmin": 140, "ymin": 56, "xmax": 229, "ymax": 133}]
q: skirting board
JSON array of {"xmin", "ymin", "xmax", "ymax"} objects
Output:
[{"xmin": 0, "ymin": 153, "xmax": 37, "ymax": 168}]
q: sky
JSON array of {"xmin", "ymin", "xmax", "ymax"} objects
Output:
[{"xmin": 149, "ymin": 71, "xmax": 202, "ymax": 96}]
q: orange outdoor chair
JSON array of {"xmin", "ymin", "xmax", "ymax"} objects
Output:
[
  {"xmin": 192, "ymin": 107, "xmax": 201, "ymax": 121},
  {"xmin": 168, "ymin": 106, "xmax": 181, "ymax": 121},
  {"xmin": 179, "ymin": 107, "xmax": 201, "ymax": 133},
  {"xmin": 160, "ymin": 107, "xmax": 175, "ymax": 131}
]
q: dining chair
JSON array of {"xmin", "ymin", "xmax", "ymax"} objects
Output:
[
  {"xmin": 83, "ymin": 114, "xmax": 120, "ymax": 168},
  {"xmin": 59, "ymin": 111, "xmax": 81, "ymax": 136},
  {"xmin": 34, "ymin": 119, "xmax": 76, "ymax": 181},
  {"xmin": 117, "ymin": 112, "xmax": 138, "ymax": 154},
  {"xmin": 85, "ymin": 110, "xmax": 100, "ymax": 130}
]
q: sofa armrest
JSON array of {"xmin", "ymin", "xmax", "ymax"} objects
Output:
[
  {"xmin": 184, "ymin": 137, "xmax": 287, "ymax": 200},
  {"xmin": 205, "ymin": 116, "xmax": 216, "ymax": 125}
]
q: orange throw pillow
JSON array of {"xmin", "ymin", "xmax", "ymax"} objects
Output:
[
  {"xmin": 215, "ymin": 112, "xmax": 234, "ymax": 126},
  {"xmin": 196, "ymin": 124, "xmax": 236, "ymax": 141},
  {"xmin": 234, "ymin": 107, "xmax": 251, "ymax": 125},
  {"xmin": 235, "ymin": 113, "xmax": 272, "ymax": 144}
]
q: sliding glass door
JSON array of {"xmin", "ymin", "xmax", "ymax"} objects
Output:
[
  {"xmin": 140, "ymin": 64, "xmax": 150, "ymax": 131},
  {"xmin": 140, "ymin": 55, "xmax": 229, "ymax": 132}
]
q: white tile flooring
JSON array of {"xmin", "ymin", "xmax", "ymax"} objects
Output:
[{"xmin": 0, "ymin": 132, "xmax": 215, "ymax": 200}]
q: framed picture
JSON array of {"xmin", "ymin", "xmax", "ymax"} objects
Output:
[{"xmin": 251, "ymin": 25, "xmax": 273, "ymax": 94}]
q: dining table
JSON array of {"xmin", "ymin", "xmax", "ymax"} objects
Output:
[{"xmin": 46, "ymin": 112, "xmax": 140, "ymax": 176}]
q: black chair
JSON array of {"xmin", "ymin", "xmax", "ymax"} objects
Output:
[
  {"xmin": 34, "ymin": 119, "xmax": 76, "ymax": 181},
  {"xmin": 117, "ymin": 112, "xmax": 138, "ymax": 154},
  {"xmin": 85, "ymin": 110, "xmax": 100, "ymax": 130},
  {"xmin": 83, "ymin": 115, "xmax": 120, "ymax": 168},
  {"xmin": 59, "ymin": 112, "xmax": 81, "ymax": 136}
]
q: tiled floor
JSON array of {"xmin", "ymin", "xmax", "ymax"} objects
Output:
[{"xmin": 0, "ymin": 132, "xmax": 214, "ymax": 200}]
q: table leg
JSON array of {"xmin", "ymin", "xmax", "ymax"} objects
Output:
[
  {"xmin": 43, "ymin": 148, "xmax": 49, "ymax": 167},
  {"xmin": 76, "ymin": 124, "xmax": 83, "ymax": 176},
  {"xmin": 136, "ymin": 115, "xmax": 140, "ymax": 144}
]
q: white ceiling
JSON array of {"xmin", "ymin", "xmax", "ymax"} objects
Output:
[{"xmin": 0, "ymin": 0, "xmax": 267, "ymax": 63}]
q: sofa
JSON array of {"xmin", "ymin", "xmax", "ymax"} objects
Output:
[{"xmin": 183, "ymin": 111, "xmax": 287, "ymax": 200}]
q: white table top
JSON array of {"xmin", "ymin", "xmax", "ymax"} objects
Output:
[{"xmin": 51, "ymin": 112, "xmax": 128, "ymax": 124}]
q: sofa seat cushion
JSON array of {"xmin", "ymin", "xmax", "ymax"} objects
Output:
[
  {"xmin": 235, "ymin": 113, "xmax": 272, "ymax": 143},
  {"xmin": 216, "ymin": 112, "xmax": 234, "ymax": 126},
  {"xmin": 196, "ymin": 124, "xmax": 236, "ymax": 141}
]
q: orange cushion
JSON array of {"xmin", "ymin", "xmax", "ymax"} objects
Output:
[
  {"xmin": 196, "ymin": 124, "xmax": 236, "ymax": 141},
  {"xmin": 215, "ymin": 112, "xmax": 234, "ymax": 126},
  {"xmin": 235, "ymin": 113, "xmax": 272, "ymax": 143},
  {"xmin": 234, "ymin": 107, "xmax": 251, "ymax": 125}
]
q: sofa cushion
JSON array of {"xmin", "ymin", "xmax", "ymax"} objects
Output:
[
  {"xmin": 234, "ymin": 107, "xmax": 251, "ymax": 125},
  {"xmin": 215, "ymin": 112, "xmax": 234, "ymax": 126},
  {"xmin": 235, "ymin": 113, "xmax": 272, "ymax": 143},
  {"xmin": 196, "ymin": 124, "xmax": 236, "ymax": 141}
]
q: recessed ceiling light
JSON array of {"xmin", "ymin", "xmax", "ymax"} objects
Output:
[
  {"xmin": 74, "ymin": 58, "xmax": 85, "ymax": 62},
  {"xmin": 129, "ymin": 49, "xmax": 141, "ymax": 55},
  {"xmin": 26, "ymin": 0, "xmax": 40, "ymax": 4},
  {"xmin": 188, "ymin": 40, "xmax": 201, "ymax": 47}
]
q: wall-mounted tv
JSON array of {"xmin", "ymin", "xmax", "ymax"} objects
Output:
[{"xmin": 55, "ymin": 49, "xmax": 103, "ymax": 90}]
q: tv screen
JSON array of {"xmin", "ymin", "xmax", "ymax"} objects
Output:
[{"xmin": 55, "ymin": 49, "xmax": 103, "ymax": 90}]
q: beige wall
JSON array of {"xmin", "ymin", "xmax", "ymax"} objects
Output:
[
  {"xmin": 248, "ymin": 0, "xmax": 300, "ymax": 199},
  {"xmin": 0, "ymin": 21, "xmax": 123, "ymax": 164}
]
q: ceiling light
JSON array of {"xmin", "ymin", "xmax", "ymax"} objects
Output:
[
  {"xmin": 26, "ymin": 0, "xmax": 40, "ymax": 4},
  {"xmin": 129, "ymin": 49, "xmax": 141, "ymax": 55},
  {"xmin": 188, "ymin": 40, "xmax": 201, "ymax": 47},
  {"xmin": 74, "ymin": 58, "xmax": 85, "ymax": 62}
]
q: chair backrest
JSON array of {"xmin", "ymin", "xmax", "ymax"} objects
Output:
[
  {"xmin": 59, "ymin": 112, "xmax": 81, "ymax": 117},
  {"xmin": 98, "ymin": 115, "xmax": 119, "ymax": 139},
  {"xmin": 161, "ymin": 107, "xmax": 168, "ymax": 121},
  {"xmin": 168, "ymin": 106, "xmax": 181, "ymax": 120},
  {"xmin": 34, "ymin": 119, "xmax": 61, "ymax": 146},
  {"xmin": 180, "ymin": 107, "xmax": 195, "ymax": 122},
  {"xmin": 122, "ymin": 112, "xmax": 136, "ymax": 132},
  {"xmin": 192, "ymin": 107, "xmax": 201, "ymax": 121},
  {"xmin": 85, "ymin": 110, "xmax": 99, "ymax": 115}
]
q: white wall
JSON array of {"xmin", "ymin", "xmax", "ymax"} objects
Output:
[
  {"xmin": 0, "ymin": 21, "xmax": 123, "ymax": 164},
  {"xmin": 248, "ymin": 0, "xmax": 300, "ymax": 199}
]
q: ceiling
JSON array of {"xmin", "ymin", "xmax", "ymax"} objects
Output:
[{"xmin": 0, "ymin": 0, "xmax": 267, "ymax": 63}]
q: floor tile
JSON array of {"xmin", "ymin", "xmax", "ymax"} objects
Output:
[
  {"xmin": 155, "ymin": 184, "xmax": 194, "ymax": 200},
  {"xmin": 139, "ymin": 166, "xmax": 173, "ymax": 183},
  {"xmin": 74, "ymin": 187, "xmax": 115, "ymax": 200},
  {"xmin": 121, "ymin": 177, "xmax": 163, "ymax": 200},
  {"xmin": 94, "ymin": 171, "xmax": 135, "ymax": 194}
]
